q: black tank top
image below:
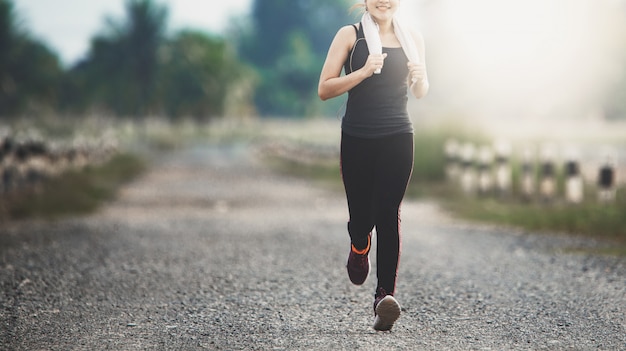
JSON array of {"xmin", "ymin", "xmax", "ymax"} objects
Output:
[{"xmin": 342, "ymin": 23, "xmax": 413, "ymax": 138}]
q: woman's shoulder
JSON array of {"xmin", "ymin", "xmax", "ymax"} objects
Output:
[
  {"xmin": 333, "ymin": 24, "xmax": 359, "ymax": 45},
  {"xmin": 337, "ymin": 23, "xmax": 360, "ymax": 35}
]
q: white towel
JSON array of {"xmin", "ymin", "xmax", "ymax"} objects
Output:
[{"xmin": 361, "ymin": 12, "xmax": 420, "ymax": 79}]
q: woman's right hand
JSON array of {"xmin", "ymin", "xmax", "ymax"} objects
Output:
[{"xmin": 362, "ymin": 53, "xmax": 388, "ymax": 77}]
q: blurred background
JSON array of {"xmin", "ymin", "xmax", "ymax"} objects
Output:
[
  {"xmin": 3, "ymin": 0, "xmax": 626, "ymax": 127},
  {"xmin": 1, "ymin": 0, "xmax": 626, "ymax": 240}
]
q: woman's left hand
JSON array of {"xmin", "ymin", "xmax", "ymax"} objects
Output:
[{"xmin": 407, "ymin": 62, "xmax": 426, "ymax": 85}]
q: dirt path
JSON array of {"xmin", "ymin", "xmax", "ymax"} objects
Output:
[{"xmin": 1, "ymin": 143, "xmax": 625, "ymax": 350}]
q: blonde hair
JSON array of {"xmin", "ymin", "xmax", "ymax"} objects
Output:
[{"xmin": 349, "ymin": 3, "xmax": 366, "ymax": 15}]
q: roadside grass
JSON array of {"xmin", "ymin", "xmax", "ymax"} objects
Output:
[
  {"xmin": 443, "ymin": 191, "xmax": 626, "ymax": 248},
  {"xmin": 0, "ymin": 153, "xmax": 146, "ymax": 222},
  {"xmin": 259, "ymin": 122, "xmax": 626, "ymax": 252}
]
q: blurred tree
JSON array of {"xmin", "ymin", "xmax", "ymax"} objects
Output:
[
  {"xmin": 61, "ymin": 0, "xmax": 252, "ymax": 120},
  {"xmin": 0, "ymin": 0, "xmax": 62, "ymax": 117},
  {"xmin": 63, "ymin": 0, "xmax": 168, "ymax": 117},
  {"xmin": 159, "ymin": 30, "xmax": 249, "ymax": 119},
  {"xmin": 236, "ymin": 0, "xmax": 353, "ymax": 117}
]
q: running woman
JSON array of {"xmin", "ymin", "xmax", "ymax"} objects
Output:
[{"xmin": 318, "ymin": 0, "xmax": 429, "ymax": 331}]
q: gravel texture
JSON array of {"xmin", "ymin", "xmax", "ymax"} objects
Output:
[{"xmin": 1, "ymin": 143, "xmax": 625, "ymax": 350}]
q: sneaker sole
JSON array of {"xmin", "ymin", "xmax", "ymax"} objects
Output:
[{"xmin": 373, "ymin": 296, "xmax": 401, "ymax": 331}]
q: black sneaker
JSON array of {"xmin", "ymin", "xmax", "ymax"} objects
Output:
[
  {"xmin": 346, "ymin": 234, "xmax": 371, "ymax": 285},
  {"xmin": 373, "ymin": 288, "xmax": 401, "ymax": 331}
]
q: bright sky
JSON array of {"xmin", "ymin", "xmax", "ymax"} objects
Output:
[{"xmin": 15, "ymin": 0, "xmax": 253, "ymax": 66}]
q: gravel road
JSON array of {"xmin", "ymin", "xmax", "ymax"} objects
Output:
[{"xmin": 1, "ymin": 142, "xmax": 625, "ymax": 350}]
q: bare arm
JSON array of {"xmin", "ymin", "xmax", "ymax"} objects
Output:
[
  {"xmin": 407, "ymin": 30, "xmax": 429, "ymax": 99},
  {"xmin": 318, "ymin": 25, "xmax": 387, "ymax": 101}
]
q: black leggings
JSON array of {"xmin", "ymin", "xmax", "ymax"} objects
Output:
[{"xmin": 340, "ymin": 132, "xmax": 414, "ymax": 295}]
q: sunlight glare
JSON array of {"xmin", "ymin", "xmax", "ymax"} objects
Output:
[{"xmin": 410, "ymin": 0, "xmax": 626, "ymax": 132}]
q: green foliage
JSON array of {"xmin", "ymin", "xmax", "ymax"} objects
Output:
[
  {"xmin": 56, "ymin": 0, "xmax": 251, "ymax": 120},
  {"xmin": 61, "ymin": 0, "xmax": 168, "ymax": 116},
  {"xmin": 0, "ymin": 0, "xmax": 62, "ymax": 117},
  {"xmin": 159, "ymin": 31, "xmax": 245, "ymax": 119},
  {"xmin": 411, "ymin": 131, "xmax": 447, "ymax": 182},
  {"xmin": 238, "ymin": 0, "xmax": 354, "ymax": 116},
  {"xmin": 0, "ymin": 0, "xmax": 253, "ymax": 119}
]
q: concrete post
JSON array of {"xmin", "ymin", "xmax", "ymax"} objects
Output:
[
  {"xmin": 520, "ymin": 147, "xmax": 535, "ymax": 201},
  {"xmin": 494, "ymin": 140, "xmax": 512, "ymax": 196},
  {"xmin": 565, "ymin": 159, "xmax": 584, "ymax": 204},
  {"xmin": 598, "ymin": 158, "xmax": 616, "ymax": 203},
  {"xmin": 477, "ymin": 145, "xmax": 494, "ymax": 196},
  {"xmin": 444, "ymin": 139, "xmax": 460, "ymax": 183},
  {"xmin": 460, "ymin": 143, "xmax": 476, "ymax": 195},
  {"xmin": 539, "ymin": 144, "xmax": 557, "ymax": 202}
]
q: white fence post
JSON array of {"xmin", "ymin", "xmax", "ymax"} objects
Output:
[
  {"xmin": 564, "ymin": 147, "xmax": 584, "ymax": 204},
  {"xmin": 598, "ymin": 153, "xmax": 617, "ymax": 204},
  {"xmin": 460, "ymin": 143, "xmax": 476, "ymax": 195},
  {"xmin": 539, "ymin": 144, "xmax": 557, "ymax": 202},
  {"xmin": 444, "ymin": 139, "xmax": 460, "ymax": 183},
  {"xmin": 494, "ymin": 140, "xmax": 512, "ymax": 197},
  {"xmin": 565, "ymin": 159, "xmax": 584, "ymax": 204},
  {"xmin": 521, "ymin": 147, "xmax": 535, "ymax": 201}
]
